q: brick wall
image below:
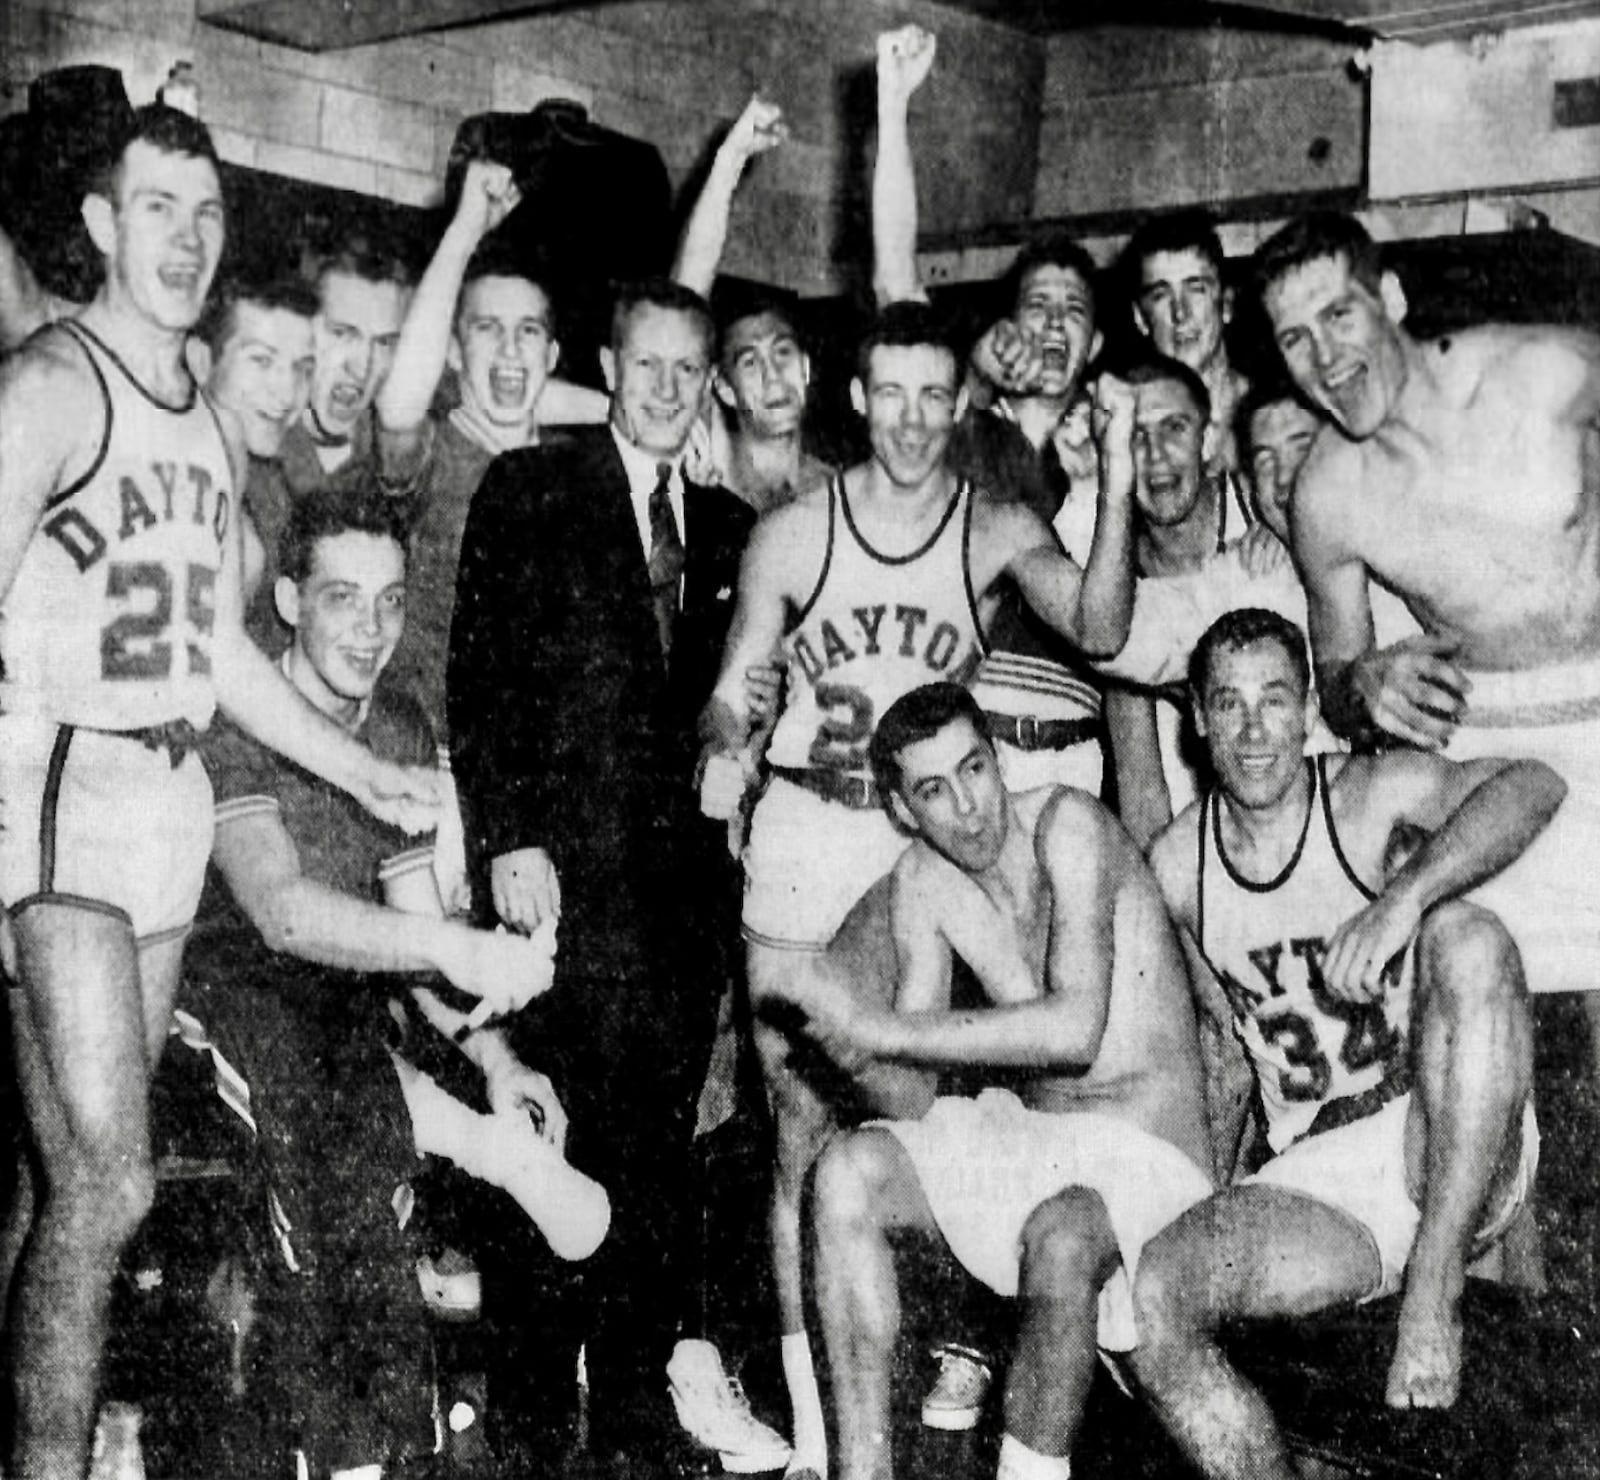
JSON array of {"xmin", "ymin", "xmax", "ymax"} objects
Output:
[{"xmin": 1, "ymin": 0, "xmax": 1042, "ymax": 295}]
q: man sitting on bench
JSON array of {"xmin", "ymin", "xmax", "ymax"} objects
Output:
[{"xmin": 1137, "ymin": 608, "xmax": 1553, "ymax": 1480}]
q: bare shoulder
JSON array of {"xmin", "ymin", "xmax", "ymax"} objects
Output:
[
  {"xmin": 1454, "ymin": 323, "xmax": 1600, "ymax": 417},
  {"xmin": 1147, "ymin": 799, "xmax": 1203, "ymax": 921},
  {"xmin": 1035, "ymin": 784, "xmax": 1118, "ymax": 871},
  {"xmin": 744, "ymin": 483, "xmax": 832, "ymax": 596},
  {"xmin": 0, "ymin": 323, "xmax": 103, "ymax": 490}
]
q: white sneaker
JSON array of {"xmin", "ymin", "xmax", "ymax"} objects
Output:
[
  {"xmin": 668, "ymin": 1339, "xmax": 793, "ymax": 1474},
  {"xmin": 921, "ymin": 1344, "xmax": 992, "ymax": 1431}
]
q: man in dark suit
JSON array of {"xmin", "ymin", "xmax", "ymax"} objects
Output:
[{"xmin": 447, "ymin": 277, "xmax": 754, "ymax": 1471}]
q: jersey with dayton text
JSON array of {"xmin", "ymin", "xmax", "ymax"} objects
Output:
[
  {"xmin": 0, "ymin": 321, "xmax": 232, "ymax": 731},
  {"xmin": 1197, "ymin": 756, "xmax": 1410, "ymax": 1151},
  {"xmin": 766, "ymin": 474, "xmax": 985, "ymax": 774}
]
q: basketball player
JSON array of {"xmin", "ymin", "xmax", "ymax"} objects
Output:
[
  {"xmin": 764, "ymin": 683, "xmax": 1211, "ymax": 1480},
  {"xmin": 1138, "ymin": 609, "xmax": 1549, "ymax": 1472},
  {"xmin": 1258, "ymin": 212, "xmax": 1600, "ymax": 1079},
  {"xmin": 0, "ymin": 104, "xmax": 434, "ymax": 1480},
  {"xmin": 699, "ymin": 301, "xmax": 1137, "ymax": 1478}
]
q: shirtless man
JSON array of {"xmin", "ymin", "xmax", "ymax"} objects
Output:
[
  {"xmin": 673, "ymin": 94, "xmax": 833, "ymax": 515},
  {"xmin": 765, "ymin": 682, "xmax": 1211, "ymax": 1480},
  {"xmin": 1261, "ymin": 211, "xmax": 1600, "ymax": 1059},
  {"xmin": 700, "ymin": 301, "xmax": 1136, "ymax": 1477},
  {"xmin": 1138, "ymin": 609, "xmax": 1550, "ymax": 1467},
  {"xmin": 0, "ymin": 104, "xmax": 434, "ymax": 1480}
]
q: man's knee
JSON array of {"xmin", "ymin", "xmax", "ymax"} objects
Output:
[
  {"xmin": 813, "ymin": 1127, "xmax": 905, "ymax": 1238},
  {"xmin": 1019, "ymin": 1186, "xmax": 1118, "ymax": 1298},
  {"xmin": 50, "ymin": 1144, "xmax": 155, "ymax": 1242},
  {"xmin": 1131, "ymin": 1215, "xmax": 1213, "ymax": 1342},
  {"xmin": 1416, "ymin": 901, "xmax": 1527, "ymax": 1015}
]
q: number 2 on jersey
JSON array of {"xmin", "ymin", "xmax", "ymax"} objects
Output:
[{"xmin": 101, "ymin": 561, "xmax": 216, "ymax": 680}]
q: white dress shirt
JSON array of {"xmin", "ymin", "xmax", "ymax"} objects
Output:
[{"xmin": 612, "ymin": 425, "xmax": 686, "ymax": 568}]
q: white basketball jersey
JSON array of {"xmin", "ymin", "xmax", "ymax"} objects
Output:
[
  {"xmin": 767, "ymin": 474, "xmax": 986, "ymax": 773},
  {"xmin": 1197, "ymin": 757, "xmax": 1411, "ymax": 1150},
  {"xmin": 0, "ymin": 322, "xmax": 232, "ymax": 730}
]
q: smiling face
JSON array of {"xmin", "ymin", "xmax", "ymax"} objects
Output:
[
  {"xmin": 88, "ymin": 140, "xmax": 225, "ymax": 335},
  {"xmin": 1132, "ymin": 374, "xmax": 1208, "ymax": 527},
  {"xmin": 1263, "ymin": 253, "xmax": 1409, "ymax": 441},
  {"xmin": 888, "ymin": 715, "xmax": 1009, "ymax": 873},
  {"xmin": 716, "ymin": 309, "xmax": 810, "ymax": 438},
  {"xmin": 1014, "ymin": 261, "xmax": 1100, "ymax": 400},
  {"xmin": 1137, "ymin": 247, "xmax": 1229, "ymax": 376},
  {"xmin": 1195, "ymin": 637, "xmax": 1314, "ymax": 812},
  {"xmin": 278, "ymin": 530, "xmax": 406, "ymax": 716},
  {"xmin": 603, "ymin": 302, "xmax": 712, "ymax": 458},
  {"xmin": 451, "ymin": 274, "xmax": 559, "ymax": 432},
  {"xmin": 1247, "ymin": 396, "xmax": 1323, "ymax": 544},
  {"xmin": 852, "ymin": 342, "xmax": 962, "ymax": 491},
  {"xmin": 208, "ymin": 302, "xmax": 316, "ymax": 459},
  {"xmin": 309, "ymin": 270, "xmax": 409, "ymax": 441}
]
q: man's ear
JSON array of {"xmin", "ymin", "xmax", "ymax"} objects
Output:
[
  {"xmin": 1201, "ymin": 418, "xmax": 1219, "ymax": 468},
  {"xmin": 849, "ymin": 377, "xmax": 867, "ymax": 419},
  {"xmin": 445, "ymin": 336, "xmax": 464, "ymax": 374},
  {"xmin": 799, "ymin": 350, "xmax": 813, "ymax": 392},
  {"xmin": 954, "ymin": 384, "xmax": 969, "ymax": 422},
  {"xmin": 599, "ymin": 345, "xmax": 616, "ymax": 394},
  {"xmin": 1088, "ymin": 327, "xmax": 1104, "ymax": 365},
  {"xmin": 887, "ymin": 791, "xmax": 919, "ymax": 835},
  {"xmin": 1379, "ymin": 271, "xmax": 1408, "ymax": 327},
  {"xmin": 1304, "ymin": 685, "xmax": 1322, "ymax": 740},
  {"xmin": 187, "ymin": 337, "xmax": 213, "ymax": 387},
  {"xmin": 82, "ymin": 193, "xmax": 116, "ymax": 258},
  {"xmin": 713, "ymin": 371, "xmax": 738, "ymax": 412},
  {"xmin": 1191, "ymin": 687, "xmax": 1209, "ymax": 739},
  {"xmin": 273, "ymin": 575, "xmax": 301, "ymax": 630},
  {"xmin": 545, "ymin": 337, "xmax": 561, "ymax": 375},
  {"xmin": 1132, "ymin": 301, "xmax": 1150, "ymax": 339}
]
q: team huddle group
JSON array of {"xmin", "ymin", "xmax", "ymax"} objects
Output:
[{"xmin": 2, "ymin": 19, "xmax": 1598, "ymax": 1480}]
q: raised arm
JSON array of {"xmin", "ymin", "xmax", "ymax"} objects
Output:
[
  {"xmin": 1002, "ymin": 373, "xmax": 1137, "ymax": 656},
  {"xmin": 672, "ymin": 94, "xmax": 788, "ymax": 297},
  {"xmin": 871, "ymin": 25, "xmax": 936, "ymax": 309},
  {"xmin": 377, "ymin": 160, "xmax": 519, "ymax": 457}
]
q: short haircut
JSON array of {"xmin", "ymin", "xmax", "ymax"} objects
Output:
[
  {"xmin": 278, "ymin": 480, "xmax": 410, "ymax": 587},
  {"xmin": 85, "ymin": 102, "xmax": 220, "ymax": 202},
  {"xmin": 716, "ymin": 288, "xmax": 803, "ymax": 365},
  {"xmin": 305, "ymin": 234, "xmax": 415, "ymax": 301},
  {"xmin": 1188, "ymin": 607, "xmax": 1311, "ymax": 701},
  {"xmin": 869, "ymin": 683, "xmax": 992, "ymax": 800},
  {"xmin": 854, "ymin": 300, "xmax": 962, "ymax": 385},
  {"xmin": 1251, "ymin": 212, "xmax": 1384, "ymax": 305},
  {"xmin": 1233, "ymin": 376, "xmax": 1320, "ymax": 462},
  {"xmin": 1122, "ymin": 352, "xmax": 1212, "ymax": 426},
  {"xmin": 609, "ymin": 276, "xmax": 715, "ymax": 357},
  {"xmin": 1004, "ymin": 235, "xmax": 1099, "ymax": 318},
  {"xmin": 1122, "ymin": 209, "xmax": 1226, "ymax": 288},
  {"xmin": 456, "ymin": 239, "xmax": 554, "ymax": 331},
  {"xmin": 198, "ymin": 272, "xmax": 319, "ymax": 356}
]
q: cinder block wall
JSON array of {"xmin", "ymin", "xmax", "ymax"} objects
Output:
[{"xmin": 1, "ymin": 0, "xmax": 1042, "ymax": 295}]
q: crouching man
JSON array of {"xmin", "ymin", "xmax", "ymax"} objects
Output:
[
  {"xmin": 1136, "ymin": 608, "xmax": 1553, "ymax": 1480},
  {"xmin": 765, "ymin": 682, "xmax": 1213, "ymax": 1480},
  {"xmin": 182, "ymin": 483, "xmax": 602, "ymax": 1480}
]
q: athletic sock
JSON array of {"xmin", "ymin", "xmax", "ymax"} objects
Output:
[
  {"xmin": 996, "ymin": 1433, "xmax": 1071, "ymax": 1480},
  {"xmin": 782, "ymin": 1331, "xmax": 827, "ymax": 1475},
  {"xmin": 402, "ymin": 1067, "xmax": 610, "ymax": 1260}
]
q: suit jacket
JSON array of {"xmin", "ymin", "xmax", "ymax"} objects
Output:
[{"xmin": 447, "ymin": 425, "xmax": 753, "ymax": 982}]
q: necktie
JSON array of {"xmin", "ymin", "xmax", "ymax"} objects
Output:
[{"xmin": 647, "ymin": 462, "xmax": 685, "ymax": 659}]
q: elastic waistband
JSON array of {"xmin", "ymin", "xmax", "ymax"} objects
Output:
[{"xmin": 1461, "ymin": 656, "xmax": 1600, "ymax": 729}]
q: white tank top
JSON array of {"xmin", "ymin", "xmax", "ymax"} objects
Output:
[
  {"xmin": 1197, "ymin": 757, "xmax": 1411, "ymax": 1150},
  {"xmin": 767, "ymin": 474, "xmax": 986, "ymax": 773},
  {"xmin": 0, "ymin": 321, "xmax": 232, "ymax": 730}
]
